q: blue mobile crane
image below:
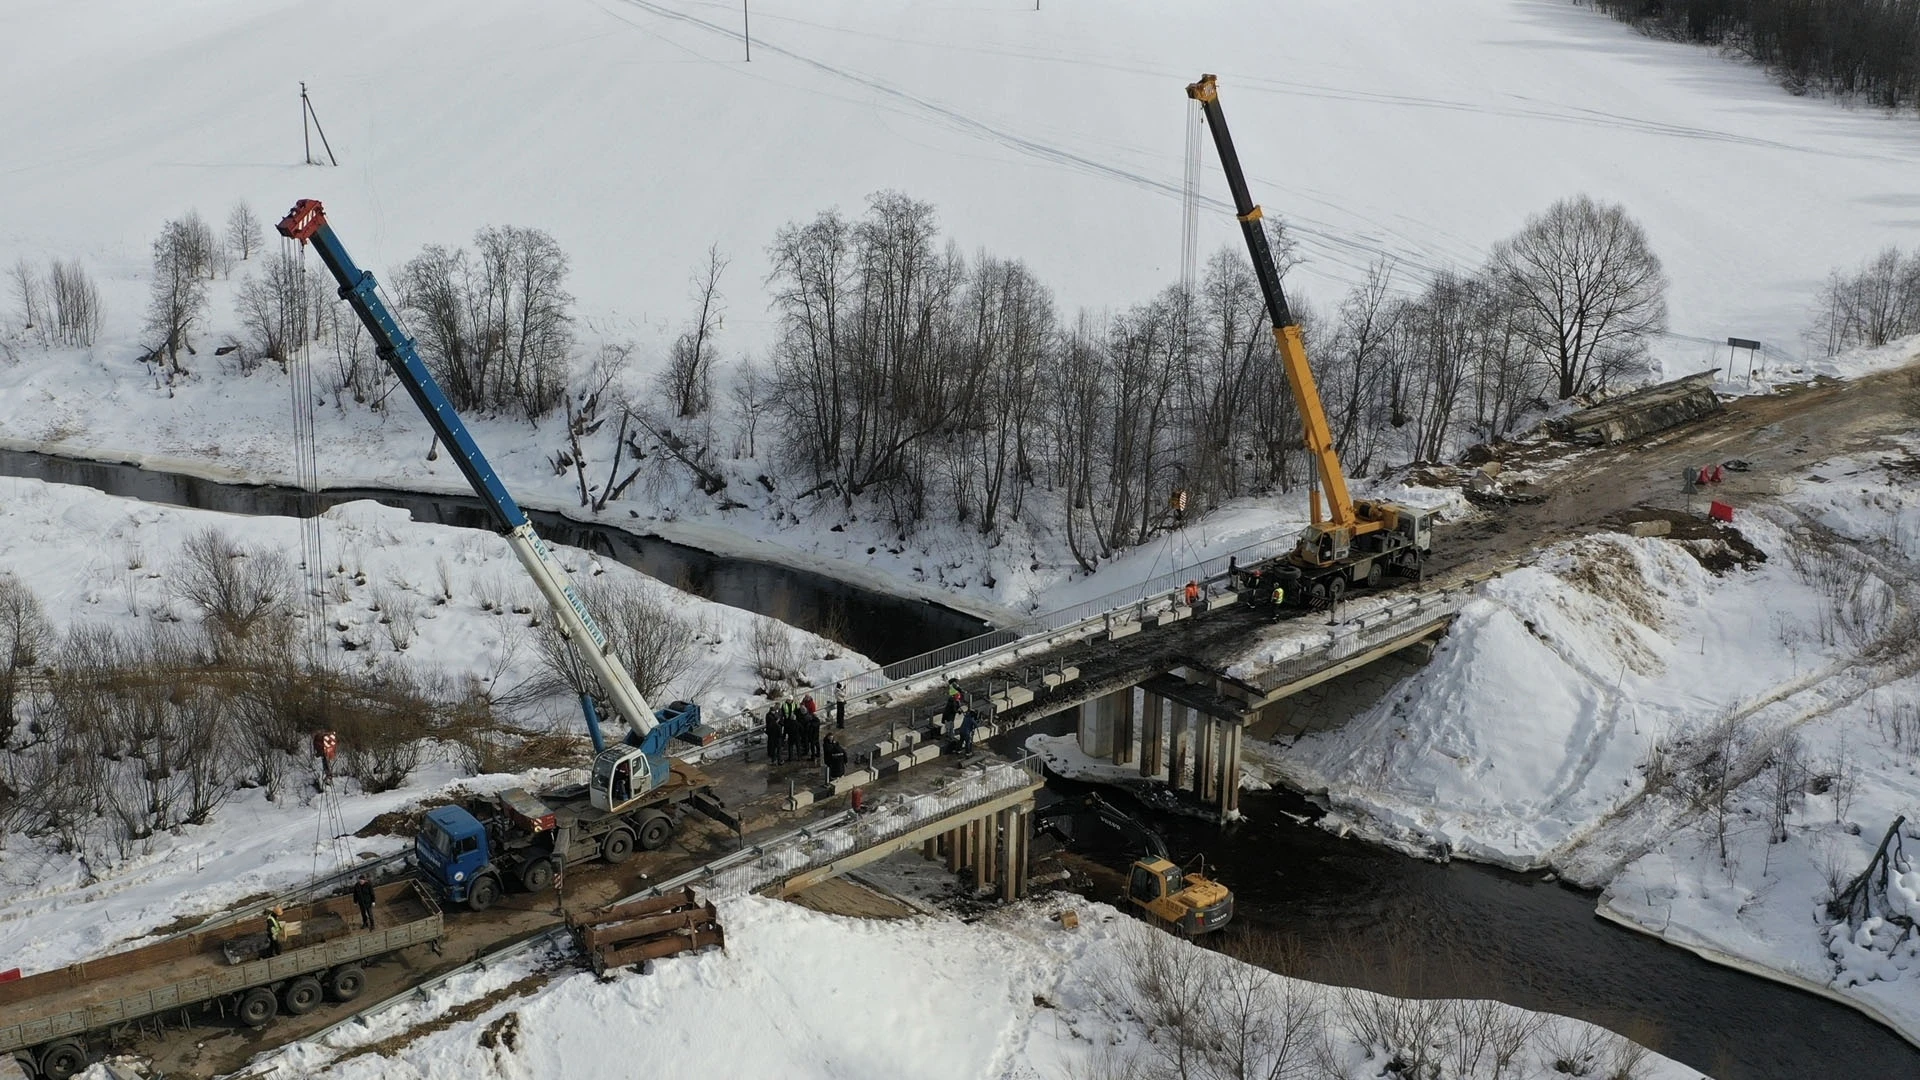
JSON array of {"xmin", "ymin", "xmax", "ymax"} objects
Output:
[{"xmin": 277, "ymin": 200, "xmax": 730, "ymax": 911}]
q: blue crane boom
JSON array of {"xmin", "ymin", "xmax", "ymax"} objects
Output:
[{"xmin": 276, "ymin": 199, "xmax": 692, "ymax": 812}]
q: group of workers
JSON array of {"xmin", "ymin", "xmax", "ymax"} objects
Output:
[
  {"xmin": 1226, "ymin": 556, "xmax": 1287, "ymax": 617},
  {"xmin": 764, "ymin": 692, "xmax": 852, "ymax": 778}
]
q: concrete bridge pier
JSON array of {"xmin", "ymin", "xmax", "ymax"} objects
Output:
[{"xmin": 928, "ymin": 801, "xmax": 1032, "ymax": 900}]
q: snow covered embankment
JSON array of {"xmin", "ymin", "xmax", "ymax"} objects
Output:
[{"xmin": 237, "ymin": 895, "xmax": 1697, "ymax": 1080}]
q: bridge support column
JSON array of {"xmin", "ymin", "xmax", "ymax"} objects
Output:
[
  {"xmin": 1140, "ymin": 693, "xmax": 1166, "ymax": 779},
  {"xmin": 1077, "ymin": 697, "xmax": 1112, "ymax": 759},
  {"xmin": 1196, "ymin": 718, "xmax": 1215, "ymax": 804},
  {"xmin": 1171, "ymin": 707, "xmax": 1192, "ymax": 794},
  {"xmin": 1108, "ymin": 691, "xmax": 1134, "ymax": 767},
  {"xmin": 1219, "ymin": 723, "xmax": 1242, "ymax": 818},
  {"xmin": 946, "ymin": 826, "xmax": 964, "ymax": 873},
  {"xmin": 1001, "ymin": 806, "xmax": 1026, "ymax": 901}
]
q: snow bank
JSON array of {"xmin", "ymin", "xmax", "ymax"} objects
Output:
[
  {"xmin": 236, "ymin": 895, "xmax": 1697, "ymax": 1080},
  {"xmin": 1266, "ymin": 518, "xmax": 1856, "ymax": 868},
  {"xmin": 0, "ymin": 476, "xmax": 868, "ymax": 972}
]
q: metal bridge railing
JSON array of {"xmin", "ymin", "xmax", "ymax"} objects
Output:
[{"xmin": 681, "ymin": 534, "xmax": 1294, "ymax": 760}]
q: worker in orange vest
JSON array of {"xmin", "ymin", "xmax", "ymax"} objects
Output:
[{"xmin": 1184, "ymin": 580, "xmax": 1200, "ymax": 607}]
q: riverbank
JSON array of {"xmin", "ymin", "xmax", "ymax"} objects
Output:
[{"xmin": 1238, "ymin": 444, "xmax": 1920, "ymax": 1052}]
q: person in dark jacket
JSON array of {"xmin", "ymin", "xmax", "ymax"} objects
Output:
[
  {"xmin": 823, "ymin": 733, "xmax": 849, "ymax": 779},
  {"xmin": 805, "ymin": 707, "xmax": 822, "ymax": 761},
  {"xmin": 784, "ymin": 701, "xmax": 804, "ymax": 763},
  {"xmin": 942, "ymin": 678, "xmax": 965, "ymax": 732},
  {"xmin": 957, "ymin": 708, "xmax": 979, "ymax": 755},
  {"xmin": 765, "ymin": 704, "xmax": 785, "ymax": 765},
  {"xmin": 352, "ymin": 875, "xmax": 376, "ymax": 930}
]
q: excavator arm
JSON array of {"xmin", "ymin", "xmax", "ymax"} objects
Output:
[{"xmin": 1186, "ymin": 75, "xmax": 1381, "ymax": 563}]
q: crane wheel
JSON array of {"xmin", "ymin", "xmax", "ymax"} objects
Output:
[
  {"xmin": 467, "ymin": 875, "xmax": 501, "ymax": 912},
  {"xmin": 601, "ymin": 828, "xmax": 635, "ymax": 863},
  {"xmin": 282, "ymin": 975, "xmax": 324, "ymax": 1016},
  {"xmin": 1306, "ymin": 581, "xmax": 1330, "ymax": 610},
  {"xmin": 37, "ymin": 1040, "xmax": 87, "ymax": 1080},
  {"xmin": 1364, "ymin": 562, "xmax": 1383, "ymax": 589},
  {"xmin": 521, "ymin": 858, "xmax": 556, "ymax": 893},
  {"xmin": 1327, "ymin": 576, "xmax": 1346, "ymax": 605},
  {"xmin": 237, "ymin": 986, "xmax": 279, "ymax": 1028},
  {"xmin": 325, "ymin": 964, "xmax": 366, "ymax": 1002},
  {"xmin": 637, "ymin": 811, "xmax": 674, "ymax": 851}
]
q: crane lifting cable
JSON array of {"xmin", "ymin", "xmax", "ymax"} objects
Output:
[{"xmin": 282, "ymin": 236, "xmax": 352, "ymax": 879}]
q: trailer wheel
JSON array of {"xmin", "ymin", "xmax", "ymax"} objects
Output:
[
  {"xmin": 467, "ymin": 875, "xmax": 501, "ymax": 913},
  {"xmin": 325, "ymin": 964, "xmax": 366, "ymax": 1003},
  {"xmin": 37, "ymin": 1040, "xmax": 86, "ymax": 1080},
  {"xmin": 636, "ymin": 811, "xmax": 673, "ymax": 851},
  {"xmin": 601, "ymin": 828, "xmax": 635, "ymax": 863},
  {"xmin": 520, "ymin": 858, "xmax": 556, "ymax": 893},
  {"xmin": 282, "ymin": 975, "xmax": 324, "ymax": 1015},
  {"xmin": 237, "ymin": 986, "xmax": 279, "ymax": 1028}
]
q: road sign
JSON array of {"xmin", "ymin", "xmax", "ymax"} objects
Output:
[{"xmin": 1727, "ymin": 337, "xmax": 1762, "ymax": 351}]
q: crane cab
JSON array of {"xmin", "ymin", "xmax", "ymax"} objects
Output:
[
  {"xmin": 1128, "ymin": 856, "xmax": 1235, "ymax": 936},
  {"xmin": 591, "ymin": 746, "xmax": 666, "ymax": 813}
]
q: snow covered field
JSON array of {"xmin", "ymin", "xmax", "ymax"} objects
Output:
[
  {"xmin": 0, "ymin": 476, "xmax": 867, "ymax": 976},
  {"xmin": 4, "ymin": 0, "xmax": 1920, "ymax": 615},
  {"xmin": 1250, "ymin": 445, "xmax": 1920, "ymax": 1045},
  {"xmin": 231, "ymin": 895, "xmax": 1700, "ymax": 1080}
]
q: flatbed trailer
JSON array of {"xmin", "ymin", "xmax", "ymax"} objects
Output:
[{"xmin": 0, "ymin": 880, "xmax": 442, "ymax": 1080}]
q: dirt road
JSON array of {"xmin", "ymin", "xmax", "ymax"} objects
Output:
[{"xmin": 1438, "ymin": 362, "xmax": 1918, "ymax": 574}]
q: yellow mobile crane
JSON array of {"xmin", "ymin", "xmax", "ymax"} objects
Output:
[{"xmin": 1186, "ymin": 75, "xmax": 1435, "ymax": 609}]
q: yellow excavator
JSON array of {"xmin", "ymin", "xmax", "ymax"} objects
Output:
[
  {"xmin": 1186, "ymin": 74, "xmax": 1436, "ymax": 610},
  {"xmin": 1035, "ymin": 792, "xmax": 1234, "ymax": 936}
]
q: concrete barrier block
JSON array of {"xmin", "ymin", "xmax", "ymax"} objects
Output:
[
  {"xmin": 911, "ymin": 743, "xmax": 941, "ymax": 765},
  {"xmin": 874, "ymin": 739, "xmax": 897, "ymax": 756},
  {"xmin": 893, "ymin": 754, "xmax": 914, "ymax": 772},
  {"xmin": 1206, "ymin": 593, "xmax": 1238, "ymax": 611},
  {"xmin": 1627, "ymin": 519, "xmax": 1671, "ymax": 538},
  {"xmin": 785, "ymin": 789, "xmax": 816, "ymax": 811},
  {"xmin": 830, "ymin": 770, "xmax": 872, "ymax": 795},
  {"xmin": 1108, "ymin": 620, "xmax": 1141, "ymax": 640},
  {"xmin": 995, "ymin": 686, "xmax": 1034, "ymax": 708}
]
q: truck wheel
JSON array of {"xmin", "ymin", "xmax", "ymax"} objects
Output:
[
  {"xmin": 1327, "ymin": 576, "xmax": 1346, "ymax": 606},
  {"xmin": 237, "ymin": 986, "xmax": 278, "ymax": 1028},
  {"xmin": 1364, "ymin": 561, "xmax": 1383, "ymax": 589},
  {"xmin": 1306, "ymin": 581, "xmax": 1329, "ymax": 610},
  {"xmin": 601, "ymin": 828, "xmax": 635, "ymax": 864},
  {"xmin": 468, "ymin": 875, "xmax": 501, "ymax": 913},
  {"xmin": 636, "ymin": 811, "xmax": 673, "ymax": 851},
  {"xmin": 282, "ymin": 975, "xmax": 324, "ymax": 1015},
  {"xmin": 521, "ymin": 858, "xmax": 555, "ymax": 893},
  {"xmin": 37, "ymin": 1040, "xmax": 86, "ymax": 1080},
  {"xmin": 325, "ymin": 964, "xmax": 366, "ymax": 1003}
]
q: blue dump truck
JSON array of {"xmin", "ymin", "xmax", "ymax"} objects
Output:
[{"xmin": 415, "ymin": 739, "xmax": 727, "ymax": 912}]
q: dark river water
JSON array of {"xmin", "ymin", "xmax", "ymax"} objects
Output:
[
  {"xmin": 1040, "ymin": 772, "xmax": 1920, "ymax": 1080},
  {"xmin": 6, "ymin": 447, "xmax": 1915, "ymax": 1080},
  {"xmin": 0, "ymin": 448, "xmax": 987, "ymax": 666}
]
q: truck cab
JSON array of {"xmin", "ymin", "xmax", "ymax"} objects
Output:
[{"xmin": 416, "ymin": 806, "xmax": 491, "ymax": 907}]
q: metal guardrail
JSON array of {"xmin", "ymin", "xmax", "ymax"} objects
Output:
[{"xmin": 679, "ymin": 535, "xmax": 1295, "ymax": 759}]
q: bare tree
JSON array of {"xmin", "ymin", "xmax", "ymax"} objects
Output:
[
  {"xmin": 8, "ymin": 258, "xmax": 42, "ymax": 335},
  {"xmin": 235, "ymin": 249, "xmax": 312, "ymax": 370},
  {"xmin": 729, "ymin": 355, "xmax": 772, "ymax": 459},
  {"xmin": 664, "ymin": 245, "xmax": 729, "ymax": 417},
  {"xmin": 1491, "ymin": 195, "xmax": 1668, "ymax": 400},
  {"xmin": 178, "ymin": 210, "xmax": 218, "ymax": 280},
  {"xmin": 0, "ymin": 575, "xmax": 52, "ymax": 738},
  {"xmin": 226, "ymin": 201, "xmax": 264, "ymax": 264},
  {"xmin": 1812, "ymin": 246, "xmax": 1920, "ymax": 355},
  {"xmin": 146, "ymin": 216, "xmax": 213, "ymax": 376},
  {"xmin": 47, "ymin": 260, "xmax": 101, "ymax": 347},
  {"xmin": 535, "ymin": 578, "xmax": 704, "ymax": 702},
  {"xmin": 170, "ymin": 528, "xmax": 293, "ymax": 641},
  {"xmin": 400, "ymin": 226, "xmax": 573, "ymax": 418}
]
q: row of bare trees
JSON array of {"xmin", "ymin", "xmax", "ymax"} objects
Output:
[
  {"xmin": 757, "ymin": 191, "xmax": 1666, "ymax": 569},
  {"xmin": 0, "ymin": 532, "xmax": 464, "ymax": 858},
  {"xmin": 1812, "ymin": 245, "xmax": 1920, "ymax": 356},
  {"xmin": 7, "ymin": 258, "xmax": 101, "ymax": 348},
  {"xmin": 1593, "ymin": 0, "xmax": 1920, "ymax": 111},
  {"xmin": 1091, "ymin": 924, "xmax": 1654, "ymax": 1080}
]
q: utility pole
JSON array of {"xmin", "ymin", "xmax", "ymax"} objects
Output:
[
  {"xmin": 743, "ymin": 0, "xmax": 751, "ymax": 61},
  {"xmin": 300, "ymin": 83, "xmax": 338, "ymax": 167}
]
